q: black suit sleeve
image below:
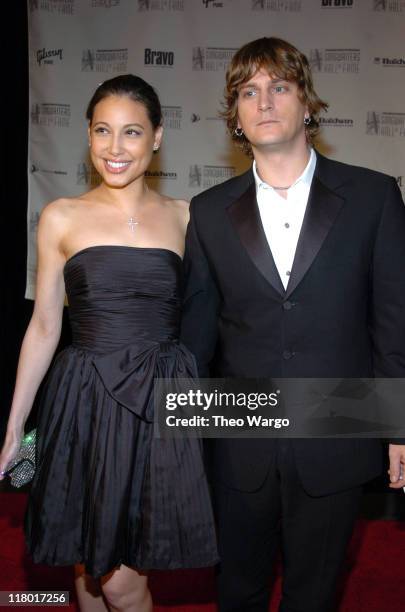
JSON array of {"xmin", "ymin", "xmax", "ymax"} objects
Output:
[
  {"xmin": 180, "ymin": 198, "xmax": 221, "ymax": 377},
  {"xmin": 371, "ymin": 177, "xmax": 405, "ymax": 444}
]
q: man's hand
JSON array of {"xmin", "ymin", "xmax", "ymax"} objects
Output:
[{"xmin": 388, "ymin": 444, "xmax": 405, "ymax": 489}]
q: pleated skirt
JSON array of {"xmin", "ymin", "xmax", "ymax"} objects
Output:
[{"xmin": 25, "ymin": 344, "xmax": 219, "ymax": 578}]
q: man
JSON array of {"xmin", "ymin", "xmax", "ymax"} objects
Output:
[{"xmin": 181, "ymin": 37, "xmax": 405, "ymax": 612}]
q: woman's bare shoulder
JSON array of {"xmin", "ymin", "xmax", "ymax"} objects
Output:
[
  {"xmin": 41, "ymin": 195, "xmax": 86, "ymax": 215},
  {"xmin": 38, "ymin": 197, "xmax": 92, "ymax": 250},
  {"xmin": 169, "ymin": 197, "xmax": 190, "ymax": 211},
  {"xmin": 160, "ymin": 195, "xmax": 190, "ymax": 220}
]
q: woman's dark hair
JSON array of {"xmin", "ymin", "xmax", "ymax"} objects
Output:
[{"xmin": 86, "ymin": 74, "xmax": 162, "ymax": 129}]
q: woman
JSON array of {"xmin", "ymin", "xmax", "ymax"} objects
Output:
[{"xmin": 0, "ymin": 75, "xmax": 218, "ymax": 611}]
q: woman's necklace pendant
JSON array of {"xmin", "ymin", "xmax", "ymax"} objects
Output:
[{"xmin": 127, "ymin": 218, "xmax": 139, "ymax": 232}]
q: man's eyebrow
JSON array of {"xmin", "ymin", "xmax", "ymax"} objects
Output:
[{"xmin": 240, "ymin": 77, "xmax": 288, "ymax": 88}]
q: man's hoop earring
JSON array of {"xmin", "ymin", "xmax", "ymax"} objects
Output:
[
  {"xmin": 234, "ymin": 127, "xmax": 244, "ymax": 137},
  {"xmin": 304, "ymin": 116, "xmax": 311, "ymax": 126}
]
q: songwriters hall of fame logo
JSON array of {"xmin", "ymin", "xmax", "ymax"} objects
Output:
[
  {"xmin": 29, "ymin": 212, "xmax": 40, "ymax": 233},
  {"xmin": 366, "ymin": 112, "xmax": 381, "ymax": 135},
  {"xmin": 251, "ymin": 0, "xmax": 301, "ymax": 10},
  {"xmin": 366, "ymin": 111, "xmax": 405, "ymax": 137},
  {"xmin": 309, "ymin": 49, "xmax": 360, "ymax": 74},
  {"xmin": 29, "ymin": 0, "xmax": 74, "ymax": 13},
  {"xmin": 192, "ymin": 47, "xmax": 205, "ymax": 70},
  {"xmin": 189, "ymin": 165, "xmax": 235, "ymax": 189},
  {"xmin": 137, "ymin": 0, "xmax": 184, "ymax": 10},
  {"xmin": 31, "ymin": 103, "xmax": 71, "ymax": 128},
  {"xmin": 192, "ymin": 47, "xmax": 237, "ymax": 71},
  {"xmin": 77, "ymin": 163, "xmax": 100, "ymax": 186},
  {"xmin": 81, "ymin": 49, "xmax": 128, "ymax": 73},
  {"xmin": 162, "ymin": 106, "xmax": 182, "ymax": 129},
  {"xmin": 189, "ymin": 165, "xmax": 203, "ymax": 188},
  {"xmin": 373, "ymin": 0, "xmax": 405, "ymax": 11}
]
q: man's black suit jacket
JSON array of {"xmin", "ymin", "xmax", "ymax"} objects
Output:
[{"xmin": 180, "ymin": 152, "xmax": 405, "ymax": 497}]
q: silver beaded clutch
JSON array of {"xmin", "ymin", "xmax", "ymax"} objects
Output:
[{"xmin": 5, "ymin": 429, "xmax": 36, "ymax": 488}]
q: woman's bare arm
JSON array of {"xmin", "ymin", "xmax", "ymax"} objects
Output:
[{"xmin": 0, "ymin": 202, "xmax": 66, "ymax": 477}]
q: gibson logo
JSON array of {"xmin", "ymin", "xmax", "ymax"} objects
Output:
[
  {"xmin": 144, "ymin": 48, "xmax": 174, "ymax": 66},
  {"xmin": 37, "ymin": 48, "xmax": 63, "ymax": 66}
]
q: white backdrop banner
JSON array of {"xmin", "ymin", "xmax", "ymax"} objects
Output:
[{"xmin": 27, "ymin": 0, "xmax": 405, "ymax": 298}]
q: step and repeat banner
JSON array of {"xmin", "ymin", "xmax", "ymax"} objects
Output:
[{"xmin": 27, "ymin": 0, "xmax": 405, "ymax": 298}]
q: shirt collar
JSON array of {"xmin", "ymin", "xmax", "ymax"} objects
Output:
[{"xmin": 253, "ymin": 148, "xmax": 316, "ymax": 193}]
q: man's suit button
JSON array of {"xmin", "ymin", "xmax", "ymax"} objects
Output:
[
  {"xmin": 282, "ymin": 350, "xmax": 293, "ymax": 360},
  {"xmin": 283, "ymin": 301, "xmax": 292, "ymax": 310}
]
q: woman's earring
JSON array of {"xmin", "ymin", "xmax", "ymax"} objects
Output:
[
  {"xmin": 304, "ymin": 116, "xmax": 311, "ymax": 125},
  {"xmin": 234, "ymin": 127, "xmax": 244, "ymax": 137}
]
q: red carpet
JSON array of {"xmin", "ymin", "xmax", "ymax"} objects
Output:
[{"xmin": 1, "ymin": 493, "xmax": 404, "ymax": 611}]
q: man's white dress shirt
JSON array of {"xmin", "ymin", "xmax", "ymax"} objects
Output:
[{"xmin": 253, "ymin": 148, "xmax": 316, "ymax": 289}]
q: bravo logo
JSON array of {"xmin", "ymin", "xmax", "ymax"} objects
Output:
[{"xmin": 144, "ymin": 48, "xmax": 174, "ymax": 66}]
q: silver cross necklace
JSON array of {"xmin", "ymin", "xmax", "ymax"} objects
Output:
[
  {"xmin": 125, "ymin": 185, "xmax": 149, "ymax": 232},
  {"xmin": 127, "ymin": 218, "xmax": 139, "ymax": 232}
]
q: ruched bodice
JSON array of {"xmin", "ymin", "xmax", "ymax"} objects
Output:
[{"xmin": 64, "ymin": 245, "xmax": 182, "ymax": 352}]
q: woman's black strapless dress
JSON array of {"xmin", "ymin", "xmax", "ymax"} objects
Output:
[{"xmin": 24, "ymin": 245, "xmax": 219, "ymax": 578}]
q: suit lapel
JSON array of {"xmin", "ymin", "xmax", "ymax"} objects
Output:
[
  {"xmin": 225, "ymin": 155, "xmax": 347, "ymax": 299},
  {"xmin": 227, "ymin": 181, "xmax": 285, "ymax": 296},
  {"xmin": 285, "ymin": 166, "xmax": 346, "ymax": 299}
]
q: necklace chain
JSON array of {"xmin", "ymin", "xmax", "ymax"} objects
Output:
[{"xmin": 125, "ymin": 184, "xmax": 149, "ymax": 232}]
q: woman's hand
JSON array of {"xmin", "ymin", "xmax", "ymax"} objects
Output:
[{"xmin": 0, "ymin": 433, "xmax": 23, "ymax": 481}]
